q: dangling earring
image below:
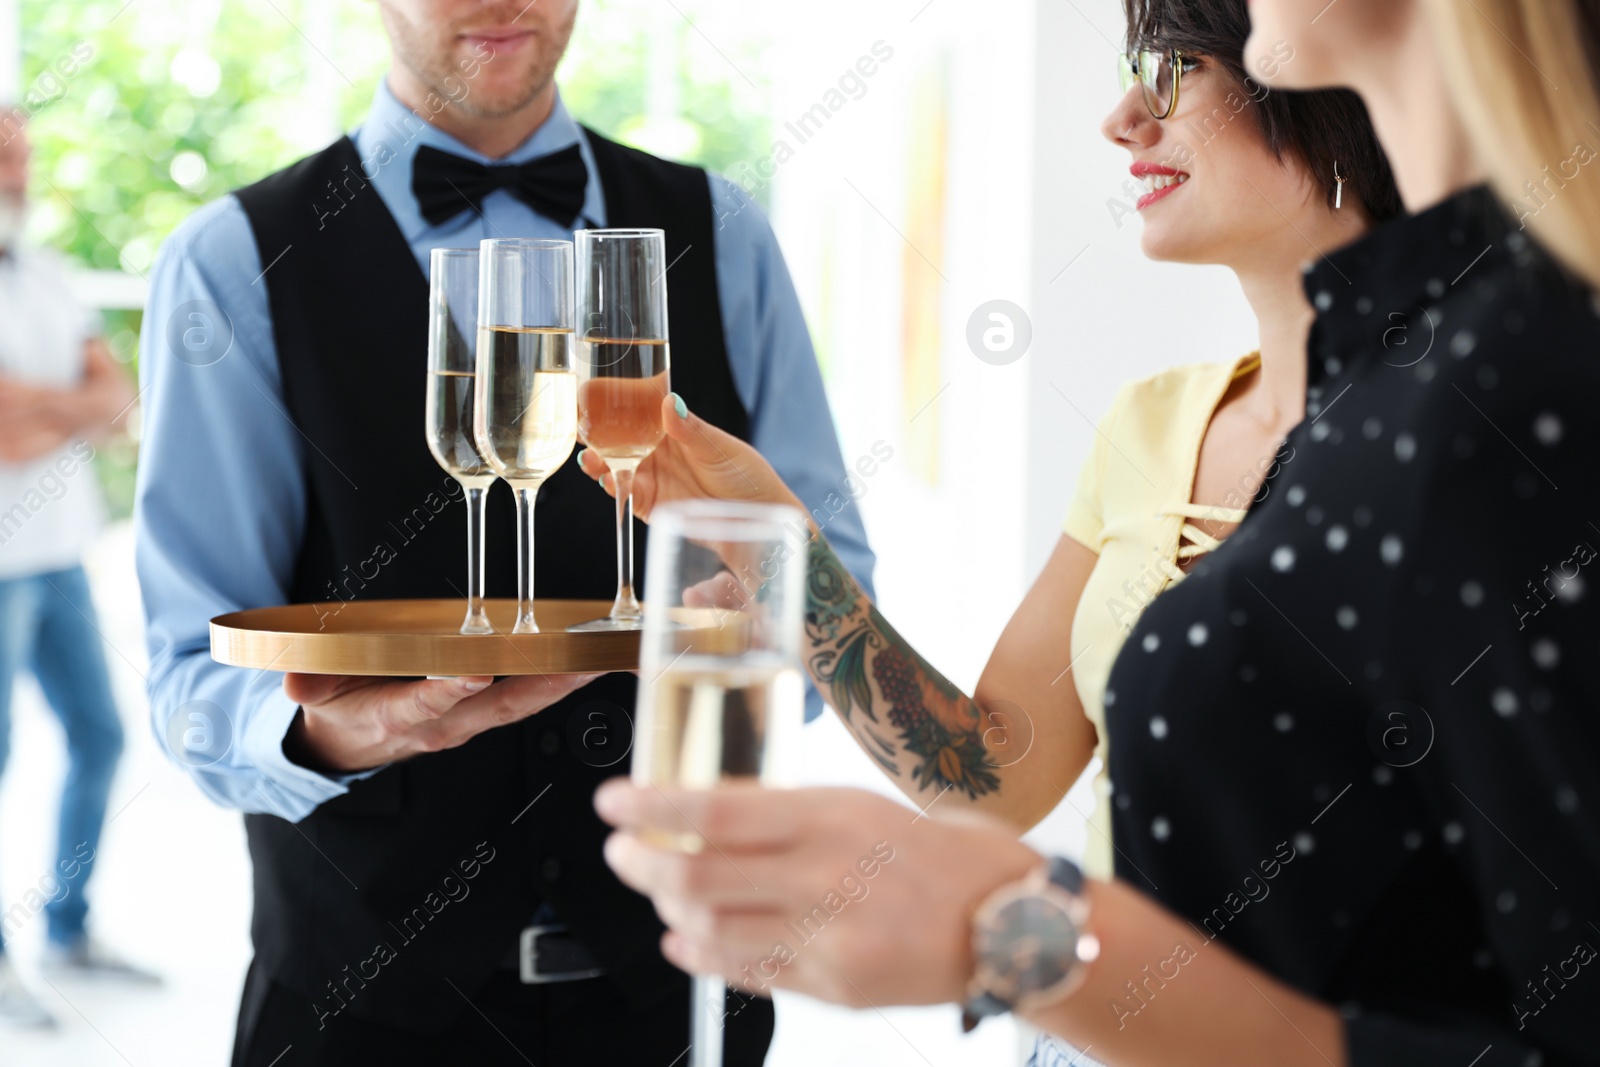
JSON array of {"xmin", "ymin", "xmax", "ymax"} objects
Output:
[{"xmin": 1334, "ymin": 161, "xmax": 1346, "ymax": 210}]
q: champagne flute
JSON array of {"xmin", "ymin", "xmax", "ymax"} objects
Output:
[
  {"xmin": 424, "ymin": 247, "xmax": 496, "ymax": 635},
  {"xmin": 569, "ymin": 228, "xmax": 672, "ymax": 632},
  {"xmin": 633, "ymin": 501, "xmax": 807, "ymax": 1067},
  {"xmin": 473, "ymin": 238, "xmax": 578, "ymax": 635}
]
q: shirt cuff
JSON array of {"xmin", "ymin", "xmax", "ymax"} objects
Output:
[
  {"xmin": 238, "ymin": 685, "xmax": 387, "ymax": 822},
  {"xmin": 1343, "ymin": 1010, "xmax": 1530, "ymax": 1066}
]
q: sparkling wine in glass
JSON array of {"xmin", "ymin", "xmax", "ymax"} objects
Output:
[
  {"xmin": 425, "ymin": 247, "xmax": 496, "ymax": 635},
  {"xmin": 569, "ymin": 228, "xmax": 672, "ymax": 632},
  {"xmin": 472, "ymin": 238, "xmax": 578, "ymax": 635},
  {"xmin": 633, "ymin": 501, "xmax": 807, "ymax": 1067}
]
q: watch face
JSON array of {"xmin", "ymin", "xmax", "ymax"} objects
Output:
[{"xmin": 976, "ymin": 895, "xmax": 1080, "ymax": 1004}]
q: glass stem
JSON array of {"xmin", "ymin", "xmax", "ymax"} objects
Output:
[
  {"xmin": 611, "ymin": 464, "xmax": 642, "ymax": 620},
  {"xmin": 690, "ymin": 975, "xmax": 724, "ymax": 1067},
  {"xmin": 513, "ymin": 484, "xmax": 540, "ymax": 634},
  {"xmin": 461, "ymin": 483, "xmax": 492, "ymax": 634}
]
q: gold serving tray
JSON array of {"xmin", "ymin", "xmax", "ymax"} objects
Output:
[{"xmin": 210, "ymin": 598, "xmax": 644, "ymax": 677}]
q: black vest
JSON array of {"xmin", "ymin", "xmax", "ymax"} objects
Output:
[{"xmin": 232, "ymin": 131, "xmax": 750, "ymax": 1035}]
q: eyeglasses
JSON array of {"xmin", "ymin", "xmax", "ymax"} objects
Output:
[{"xmin": 1117, "ymin": 47, "xmax": 1198, "ymax": 120}]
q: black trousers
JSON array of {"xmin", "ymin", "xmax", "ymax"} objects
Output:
[{"xmin": 233, "ymin": 961, "xmax": 775, "ymax": 1066}]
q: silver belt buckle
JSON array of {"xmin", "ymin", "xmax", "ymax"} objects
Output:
[{"xmin": 518, "ymin": 923, "xmax": 605, "ymax": 985}]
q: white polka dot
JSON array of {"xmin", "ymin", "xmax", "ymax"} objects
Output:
[
  {"xmin": 1491, "ymin": 688, "xmax": 1519, "ymax": 717},
  {"xmin": 1403, "ymin": 830, "xmax": 1423, "ymax": 850},
  {"xmin": 1293, "ymin": 831, "xmax": 1315, "ymax": 855},
  {"xmin": 1286, "ymin": 485, "xmax": 1306, "ymax": 507},
  {"xmin": 1461, "ymin": 581, "xmax": 1484, "ymax": 607},
  {"xmin": 1306, "ymin": 506, "xmax": 1325, "ymax": 526},
  {"xmin": 1324, "ymin": 357, "xmax": 1343, "ymax": 376},
  {"xmin": 1556, "ymin": 787, "xmax": 1579, "ymax": 814},
  {"xmin": 1426, "ymin": 278, "xmax": 1445, "ymax": 298},
  {"xmin": 1394, "ymin": 434, "xmax": 1417, "ymax": 462},
  {"xmin": 1372, "ymin": 765, "xmax": 1393, "ymax": 786},
  {"xmin": 1336, "ymin": 606, "xmax": 1359, "ymax": 630},
  {"xmin": 1271, "ymin": 545, "xmax": 1296, "ymax": 573},
  {"xmin": 1380, "ymin": 534, "xmax": 1404, "ymax": 566},
  {"xmin": 1416, "ymin": 362, "xmax": 1437, "ymax": 383},
  {"xmin": 1142, "ymin": 632, "xmax": 1160, "ymax": 653},
  {"xmin": 1326, "ymin": 525, "xmax": 1349, "ymax": 553},
  {"xmin": 1531, "ymin": 638, "xmax": 1560, "ymax": 670},
  {"xmin": 1274, "ymin": 712, "xmax": 1294, "ymax": 732},
  {"xmin": 1310, "ymin": 421, "xmax": 1331, "ymax": 442},
  {"xmin": 1356, "ymin": 296, "xmax": 1374, "ymax": 314},
  {"xmin": 1187, "ymin": 622, "xmax": 1209, "ymax": 646},
  {"xmin": 1496, "ymin": 890, "xmax": 1517, "ymax": 914},
  {"xmin": 1151, "ymin": 816, "xmax": 1171, "ymax": 841},
  {"xmin": 1103, "ymin": 689, "xmax": 1116, "ymax": 707},
  {"xmin": 1362, "ymin": 417, "xmax": 1382, "ymax": 440},
  {"xmin": 1443, "ymin": 822, "xmax": 1465, "ymax": 844},
  {"xmin": 1450, "ymin": 329, "xmax": 1477, "ymax": 358},
  {"xmin": 1150, "ymin": 716, "xmax": 1169, "ymax": 740},
  {"xmin": 1555, "ymin": 575, "xmax": 1585, "ymax": 604},
  {"xmin": 1314, "ymin": 291, "xmax": 1333, "ymax": 311},
  {"xmin": 1533, "ymin": 412, "xmax": 1563, "ymax": 446}
]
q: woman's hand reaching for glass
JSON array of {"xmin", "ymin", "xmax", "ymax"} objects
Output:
[{"xmin": 574, "ymin": 393, "xmax": 807, "ymax": 523}]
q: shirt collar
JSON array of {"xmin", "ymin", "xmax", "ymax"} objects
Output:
[
  {"xmin": 1301, "ymin": 184, "xmax": 1527, "ymax": 389},
  {"xmin": 351, "ymin": 79, "xmax": 608, "ymax": 244}
]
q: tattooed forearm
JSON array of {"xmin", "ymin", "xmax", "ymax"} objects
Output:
[{"xmin": 803, "ymin": 535, "xmax": 1001, "ymax": 800}]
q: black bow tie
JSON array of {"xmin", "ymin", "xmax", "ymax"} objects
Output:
[{"xmin": 412, "ymin": 143, "xmax": 589, "ymax": 228}]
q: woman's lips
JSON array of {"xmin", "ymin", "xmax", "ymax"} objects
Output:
[{"xmin": 1131, "ymin": 163, "xmax": 1190, "ymax": 211}]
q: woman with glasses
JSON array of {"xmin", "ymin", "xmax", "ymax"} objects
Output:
[
  {"xmin": 591, "ymin": 0, "xmax": 1398, "ymax": 890},
  {"xmin": 593, "ymin": 0, "xmax": 1600, "ymax": 1062}
]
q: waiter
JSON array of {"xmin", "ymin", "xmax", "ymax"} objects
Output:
[{"xmin": 135, "ymin": 2, "xmax": 874, "ymax": 1063}]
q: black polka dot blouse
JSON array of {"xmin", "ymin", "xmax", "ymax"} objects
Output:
[{"xmin": 1104, "ymin": 186, "xmax": 1600, "ymax": 1066}]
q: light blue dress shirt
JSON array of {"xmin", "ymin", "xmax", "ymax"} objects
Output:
[{"xmin": 135, "ymin": 84, "xmax": 875, "ymax": 821}]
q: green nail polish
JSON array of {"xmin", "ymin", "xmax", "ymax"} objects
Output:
[
  {"xmin": 671, "ymin": 392, "xmax": 688, "ymax": 419},
  {"xmin": 577, "ymin": 448, "xmax": 589, "ymax": 467}
]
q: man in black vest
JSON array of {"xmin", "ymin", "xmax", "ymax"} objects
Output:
[{"xmin": 134, "ymin": 2, "xmax": 876, "ymax": 1062}]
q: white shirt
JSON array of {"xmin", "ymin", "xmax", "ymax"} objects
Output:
[{"xmin": 0, "ymin": 246, "xmax": 105, "ymax": 579}]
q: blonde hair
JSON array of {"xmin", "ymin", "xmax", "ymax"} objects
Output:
[{"xmin": 1426, "ymin": 0, "xmax": 1600, "ymax": 288}]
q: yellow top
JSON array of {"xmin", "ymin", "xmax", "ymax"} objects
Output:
[{"xmin": 1062, "ymin": 353, "xmax": 1261, "ymax": 879}]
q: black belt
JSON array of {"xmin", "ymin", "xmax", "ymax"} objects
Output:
[{"xmin": 501, "ymin": 923, "xmax": 605, "ymax": 984}]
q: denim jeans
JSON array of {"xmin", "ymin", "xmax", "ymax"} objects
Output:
[{"xmin": 0, "ymin": 564, "xmax": 124, "ymax": 950}]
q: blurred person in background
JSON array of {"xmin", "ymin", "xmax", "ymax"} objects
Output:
[
  {"xmin": 0, "ymin": 112, "xmax": 155, "ymax": 1031},
  {"xmin": 135, "ymin": 1, "xmax": 872, "ymax": 1064}
]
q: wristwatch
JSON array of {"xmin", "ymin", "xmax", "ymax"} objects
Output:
[{"xmin": 961, "ymin": 855, "xmax": 1098, "ymax": 1031}]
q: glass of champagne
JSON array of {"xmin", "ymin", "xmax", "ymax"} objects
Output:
[
  {"xmin": 569, "ymin": 228, "xmax": 672, "ymax": 632},
  {"xmin": 425, "ymin": 247, "xmax": 496, "ymax": 635},
  {"xmin": 473, "ymin": 238, "xmax": 578, "ymax": 635},
  {"xmin": 632, "ymin": 500, "xmax": 807, "ymax": 1067}
]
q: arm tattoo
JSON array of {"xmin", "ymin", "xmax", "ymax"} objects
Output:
[{"xmin": 804, "ymin": 535, "xmax": 1001, "ymax": 799}]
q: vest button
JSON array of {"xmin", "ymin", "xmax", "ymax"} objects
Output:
[
  {"xmin": 539, "ymin": 731, "xmax": 561, "ymax": 756},
  {"xmin": 541, "ymin": 857, "xmax": 562, "ymax": 883}
]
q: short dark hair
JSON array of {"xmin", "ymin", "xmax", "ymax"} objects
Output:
[{"xmin": 1124, "ymin": 0, "xmax": 1403, "ymax": 222}]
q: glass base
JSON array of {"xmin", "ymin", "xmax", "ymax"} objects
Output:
[
  {"xmin": 459, "ymin": 612, "xmax": 494, "ymax": 636},
  {"xmin": 567, "ymin": 615, "xmax": 644, "ymax": 633}
]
